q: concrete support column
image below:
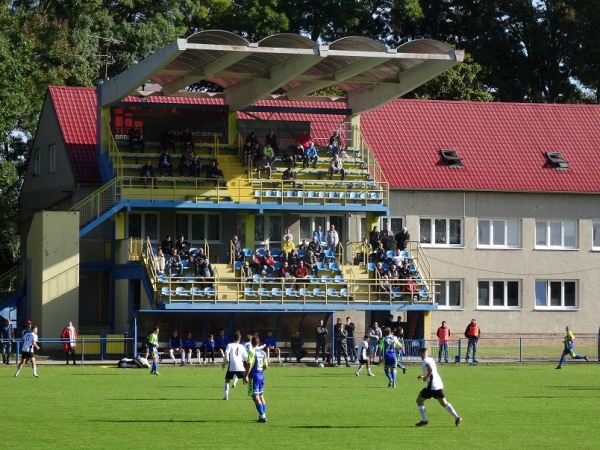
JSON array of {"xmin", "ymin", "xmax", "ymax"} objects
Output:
[{"xmin": 245, "ymin": 213, "xmax": 256, "ymax": 250}]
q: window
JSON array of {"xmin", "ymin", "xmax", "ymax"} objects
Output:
[
  {"xmin": 420, "ymin": 218, "xmax": 462, "ymax": 246},
  {"xmin": 592, "ymin": 222, "xmax": 600, "ymax": 250},
  {"xmin": 379, "ymin": 217, "xmax": 403, "ymax": 236},
  {"xmin": 176, "ymin": 213, "xmax": 221, "ymax": 243},
  {"xmin": 255, "ymin": 215, "xmax": 282, "ymax": 248},
  {"xmin": 535, "ymin": 280, "xmax": 577, "ymax": 309},
  {"xmin": 439, "ymin": 149, "xmax": 463, "ymax": 168},
  {"xmin": 300, "ymin": 216, "xmax": 327, "ymax": 243},
  {"xmin": 48, "ymin": 144, "xmax": 56, "ymax": 173},
  {"xmin": 478, "ymin": 219, "xmax": 520, "ymax": 248},
  {"xmin": 436, "ymin": 280, "xmax": 462, "ymax": 308},
  {"xmin": 546, "ymin": 151, "xmax": 568, "ymax": 170},
  {"xmin": 478, "ymin": 281, "xmax": 520, "ymax": 308},
  {"xmin": 535, "ymin": 220, "xmax": 577, "ymax": 249},
  {"xmin": 128, "ymin": 212, "xmax": 158, "ymax": 240}
]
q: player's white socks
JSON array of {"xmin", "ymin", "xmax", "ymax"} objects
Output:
[
  {"xmin": 197, "ymin": 355, "xmax": 201, "ymax": 364},
  {"xmin": 224, "ymin": 383, "xmax": 230, "ymax": 398},
  {"xmin": 356, "ymin": 364, "xmax": 363, "ymax": 373},
  {"xmin": 15, "ymin": 367, "xmax": 21, "ymax": 377},
  {"xmin": 32, "ymin": 366, "xmax": 38, "ymax": 376},
  {"xmin": 445, "ymin": 403, "xmax": 459, "ymax": 419},
  {"xmin": 418, "ymin": 405, "xmax": 427, "ymax": 422}
]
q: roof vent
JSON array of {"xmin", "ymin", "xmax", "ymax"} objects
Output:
[
  {"xmin": 546, "ymin": 152, "xmax": 568, "ymax": 170},
  {"xmin": 439, "ymin": 149, "xmax": 463, "ymax": 168}
]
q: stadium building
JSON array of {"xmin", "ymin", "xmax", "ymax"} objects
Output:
[{"xmin": 4, "ymin": 30, "xmax": 599, "ymax": 347}]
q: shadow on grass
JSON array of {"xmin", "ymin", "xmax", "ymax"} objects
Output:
[
  {"xmin": 290, "ymin": 425, "xmax": 393, "ymax": 429},
  {"xmin": 106, "ymin": 398, "xmax": 224, "ymax": 401},
  {"xmin": 549, "ymin": 386, "xmax": 600, "ymax": 390},
  {"xmin": 97, "ymin": 419, "xmax": 237, "ymax": 424}
]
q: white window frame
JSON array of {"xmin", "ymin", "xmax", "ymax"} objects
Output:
[
  {"xmin": 176, "ymin": 212, "xmax": 222, "ymax": 244},
  {"xmin": 535, "ymin": 280, "xmax": 577, "ymax": 310},
  {"xmin": 436, "ymin": 280, "xmax": 462, "ymax": 309},
  {"xmin": 419, "ymin": 218, "xmax": 463, "ymax": 247},
  {"xmin": 477, "ymin": 219, "xmax": 521, "ymax": 248},
  {"xmin": 592, "ymin": 222, "xmax": 600, "ymax": 250},
  {"xmin": 535, "ymin": 220, "xmax": 577, "ymax": 249},
  {"xmin": 48, "ymin": 144, "xmax": 56, "ymax": 173},
  {"xmin": 477, "ymin": 280, "xmax": 520, "ymax": 309}
]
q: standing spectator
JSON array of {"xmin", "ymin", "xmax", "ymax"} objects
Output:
[
  {"xmin": 328, "ymin": 130, "xmax": 342, "ymax": 156},
  {"xmin": 379, "ymin": 327, "xmax": 402, "ymax": 388},
  {"xmin": 334, "ymin": 319, "xmax": 350, "ymax": 367},
  {"xmin": 367, "ymin": 321, "xmax": 382, "ymax": 364},
  {"xmin": 243, "ymin": 336, "xmax": 269, "ymax": 423},
  {"xmin": 415, "ymin": 347, "xmax": 462, "ymax": 427},
  {"xmin": 161, "ymin": 129, "xmax": 176, "ymax": 152},
  {"xmin": 1, "ymin": 319, "xmax": 15, "ymax": 365},
  {"xmin": 395, "ymin": 227, "xmax": 410, "ymax": 251},
  {"xmin": 328, "ymin": 154, "xmax": 346, "ymax": 180},
  {"xmin": 161, "ymin": 235, "xmax": 174, "ymax": 256},
  {"xmin": 158, "ymin": 149, "xmax": 173, "ymax": 176},
  {"xmin": 556, "ymin": 325, "xmax": 588, "ymax": 369},
  {"xmin": 60, "ymin": 321, "xmax": 78, "ymax": 365},
  {"xmin": 230, "ymin": 236, "xmax": 244, "ymax": 263},
  {"xmin": 175, "ymin": 234, "xmax": 191, "ymax": 260},
  {"xmin": 263, "ymin": 331, "xmax": 281, "ymax": 363},
  {"xmin": 464, "ymin": 319, "xmax": 481, "ymax": 363},
  {"xmin": 326, "ymin": 224, "xmax": 339, "ymax": 250},
  {"xmin": 265, "ymin": 130, "xmax": 279, "ymax": 156},
  {"xmin": 290, "ymin": 331, "xmax": 307, "ymax": 362},
  {"xmin": 183, "ymin": 331, "xmax": 201, "ymax": 364},
  {"xmin": 381, "ymin": 223, "xmax": 394, "ymax": 251},
  {"xmin": 312, "ymin": 225, "xmax": 324, "ymax": 245},
  {"xmin": 155, "ymin": 247, "xmax": 166, "ymax": 274},
  {"xmin": 369, "ymin": 225, "xmax": 381, "ymax": 250},
  {"xmin": 296, "ymin": 129, "xmax": 311, "ymax": 149},
  {"xmin": 223, "ymin": 332, "xmax": 248, "ymax": 400},
  {"xmin": 167, "ymin": 249, "xmax": 183, "ymax": 277},
  {"xmin": 356, "ymin": 237, "xmax": 372, "ymax": 264},
  {"xmin": 128, "ymin": 124, "xmax": 145, "ymax": 152},
  {"xmin": 181, "ymin": 128, "xmax": 195, "ymax": 153},
  {"xmin": 303, "ymin": 142, "xmax": 319, "ymax": 168},
  {"xmin": 345, "ymin": 317, "xmax": 356, "ymax": 362},
  {"xmin": 168, "ymin": 330, "xmax": 184, "ymax": 365},
  {"xmin": 139, "ymin": 160, "xmax": 156, "ymax": 188},
  {"xmin": 354, "ymin": 334, "xmax": 374, "ymax": 376},
  {"xmin": 315, "ymin": 319, "xmax": 328, "ymax": 364},
  {"xmin": 148, "ymin": 327, "xmax": 160, "ymax": 375},
  {"xmin": 15, "ymin": 325, "xmax": 40, "ymax": 378},
  {"xmin": 202, "ymin": 334, "xmax": 216, "ymax": 364},
  {"xmin": 215, "ymin": 329, "xmax": 229, "ymax": 359},
  {"xmin": 205, "ymin": 160, "xmax": 223, "ymax": 186},
  {"xmin": 437, "ymin": 321, "xmax": 451, "ymax": 363}
]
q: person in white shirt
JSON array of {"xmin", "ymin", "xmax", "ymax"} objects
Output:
[
  {"xmin": 223, "ymin": 332, "xmax": 248, "ymax": 400},
  {"xmin": 354, "ymin": 335, "xmax": 374, "ymax": 377},
  {"xmin": 415, "ymin": 347, "xmax": 462, "ymax": 427},
  {"xmin": 16, "ymin": 325, "xmax": 40, "ymax": 378}
]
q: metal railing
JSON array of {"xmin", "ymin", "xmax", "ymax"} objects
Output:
[{"xmin": 69, "ymin": 178, "xmax": 122, "ymax": 230}]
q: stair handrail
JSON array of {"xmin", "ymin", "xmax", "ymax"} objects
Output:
[
  {"xmin": 0, "ymin": 265, "xmax": 21, "ymax": 296},
  {"xmin": 351, "ymin": 125, "xmax": 389, "ymax": 200},
  {"xmin": 103, "ymin": 116, "xmax": 123, "ymax": 178},
  {"xmin": 69, "ymin": 177, "xmax": 122, "ymax": 230}
]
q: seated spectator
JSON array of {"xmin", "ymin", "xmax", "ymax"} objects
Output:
[
  {"xmin": 181, "ymin": 128, "xmax": 195, "ymax": 153},
  {"xmin": 404, "ymin": 275, "xmax": 418, "ymax": 300},
  {"xmin": 158, "ymin": 149, "xmax": 173, "ymax": 176},
  {"xmin": 370, "ymin": 243, "xmax": 386, "ymax": 263},
  {"xmin": 166, "ymin": 249, "xmax": 183, "ymax": 277},
  {"xmin": 263, "ymin": 331, "xmax": 281, "ymax": 363},
  {"xmin": 256, "ymin": 155, "xmax": 272, "ymax": 179},
  {"xmin": 128, "ymin": 124, "xmax": 145, "ymax": 152},
  {"xmin": 328, "ymin": 154, "xmax": 346, "ymax": 180},
  {"xmin": 391, "ymin": 248, "xmax": 404, "ymax": 267},
  {"xmin": 168, "ymin": 330, "xmax": 184, "ymax": 365},
  {"xmin": 328, "ymin": 130, "xmax": 342, "ymax": 156},
  {"xmin": 287, "ymin": 248, "xmax": 301, "ymax": 271},
  {"xmin": 356, "ymin": 238, "xmax": 372, "ymax": 264},
  {"xmin": 307, "ymin": 236, "xmax": 322, "ymax": 260},
  {"xmin": 183, "ymin": 332, "xmax": 201, "ymax": 364},
  {"xmin": 303, "ymin": 250, "xmax": 318, "ymax": 277},
  {"xmin": 194, "ymin": 251, "xmax": 214, "ymax": 279},
  {"xmin": 161, "ymin": 235, "xmax": 174, "ymax": 256},
  {"xmin": 245, "ymin": 131, "xmax": 259, "ymax": 150},
  {"xmin": 297, "ymin": 239, "xmax": 309, "ymax": 251},
  {"xmin": 230, "ymin": 235, "xmax": 244, "ymax": 263},
  {"xmin": 374, "ymin": 261, "xmax": 386, "ymax": 280},
  {"xmin": 139, "ymin": 160, "xmax": 156, "ymax": 187},
  {"xmin": 161, "ymin": 129, "xmax": 176, "ymax": 153},
  {"xmin": 379, "ymin": 274, "xmax": 392, "ymax": 299},
  {"xmin": 215, "ymin": 329, "xmax": 228, "ymax": 359},
  {"xmin": 290, "ymin": 331, "xmax": 307, "ymax": 362},
  {"xmin": 175, "ymin": 234, "xmax": 191, "ymax": 259},
  {"xmin": 179, "ymin": 149, "xmax": 199, "ymax": 177},
  {"xmin": 399, "ymin": 262, "xmax": 411, "ymax": 279},
  {"xmin": 283, "ymin": 227, "xmax": 294, "ymax": 243},
  {"xmin": 387, "ymin": 264, "xmax": 400, "ymax": 284},
  {"xmin": 242, "ymin": 141, "xmax": 255, "ymax": 167},
  {"xmin": 294, "ymin": 260, "xmax": 310, "ymax": 282},
  {"xmin": 205, "ymin": 159, "xmax": 224, "ymax": 186},
  {"xmin": 282, "ymin": 164, "xmax": 296, "ymax": 185},
  {"xmin": 262, "ymin": 249, "xmax": 276, "ymax": 274},
  {"xmin": 292, "ymin": 144, "xmax": 305, "ymax": 168},
  {"xmin": 155, "ymin": 247, "xmax": 166, "ymax": 274},
  {"xmin": 303, "ymin": 142, "xmax": 319, "ymax": 169},
  {"xmin": 240, "ymin": 260, "xmax": 253, "ymax": 281},
  {"xmin": 262, "ymin": 143, "xmax": 276, "ymax": 164},
  {"xmin": 265, "ymin": 130, "xmax": 279, "ymax": 156},
  {"xmin": 249, "ymin": 250, "xmax": 263, "ymax": 273},
  {"xmin": 202, "ymin": 334, "xmax": 216, "ymax": 364},
  {"xmin": 277, "ymin": 261, "xmax": 295, "ymax": 287},
  {"xmin": 282, "ymin": 235, "xmax": 295, "ymax": 262},
  {"xmin": 296, "ymin": 129, "xmax": 311, "ymax": 149}
]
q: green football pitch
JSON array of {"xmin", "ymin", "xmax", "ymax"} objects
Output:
[{"xmin": 3, "ymin": 361, "xmax": 598, "ymax": 449}]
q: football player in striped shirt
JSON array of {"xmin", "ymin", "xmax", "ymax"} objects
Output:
[{"xmin": 243, "ymin": 336, "xmax": 269, "ymax": 422}]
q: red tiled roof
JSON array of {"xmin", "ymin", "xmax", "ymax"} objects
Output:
[
  {"xmin": 362, "ymin": 99, "xmax": 600, "ymax": 193},
  {"xmin": 49, "ymin": 86, "xmax": 100, "ymax": 183}
]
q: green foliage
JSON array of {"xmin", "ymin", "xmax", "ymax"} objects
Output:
[{"xmin": 3, "ymin": 364, "xmax": 600, "ymax": 448}]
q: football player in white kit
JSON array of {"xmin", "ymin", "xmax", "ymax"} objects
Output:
[
  {"xmin": 354, "ymin": 334, "xmax": 374, "ymax": 377},
  {"xmin": 223, "ymin": 332, "xmax": 248, "ymax": 400},
  {"xmin": 415, "ymin": 347, "xmax": 462, "ymax": 427},
  {"xmin": 16, "ymin": 325, "xmax": 40, "ymax": 378}
]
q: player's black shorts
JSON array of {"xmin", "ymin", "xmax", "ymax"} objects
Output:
[
  {"xmin": 225, "ymin": 370, "xmax": 246, "ymax": 381},
  {"xmin": 419, "ymin": 388, "xmax": 445, "ymax": 400},
  {"xmin": 358, "ymin": 358, "xmax": 368, "ymax": 364},
  {"xmin": 21, "ymin": 351, "xmax": 33, "ymax": 359}
]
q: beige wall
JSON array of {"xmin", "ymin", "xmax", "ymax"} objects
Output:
[
  {"xmin": 27, "ymin": 211, "xmax": 80, "ymax": 340},
  {"xmin": 389, "ymin": 190, "xmax": 600, "ymax": 335}
]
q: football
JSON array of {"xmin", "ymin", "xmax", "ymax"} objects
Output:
[{"xmin": 318, "ymin": 362, "xmax": 324, "ymax": 368}]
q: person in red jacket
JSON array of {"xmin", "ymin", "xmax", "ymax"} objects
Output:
[
  {"xmin": 61, "ymin": 321, "xmax": 78, "ymax": 365},
  {"xmin": 436, "ymin": 321, "xmax": 451, "ymax": 363}
]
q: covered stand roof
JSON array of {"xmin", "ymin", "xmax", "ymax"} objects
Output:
[{"xmin": 100, "ymin": 30, "xmax": 463, "ymax": 114}]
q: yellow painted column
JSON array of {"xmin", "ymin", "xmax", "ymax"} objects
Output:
[
  {"xmin": 423, "ymin": 311, "xmax": 432, "ymax": 339},
  {"xmin": 228, "ymin": 111, "xmax": 238, "ymax": 146},
  {"xmin": 365, "ymin": 212, "xmax": 379, "ymax": 236},
  {"xmin": 245, "ymin": 212, "xmax": 255, "ymax": 250},
  {"xmin": 114, "ymin": 212, "xmax": 125, "ymax": 240}
]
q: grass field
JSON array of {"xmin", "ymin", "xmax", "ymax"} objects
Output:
[{"xmin": 3, "ymin": 361, "xmax": 599, "ymax": 449}]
